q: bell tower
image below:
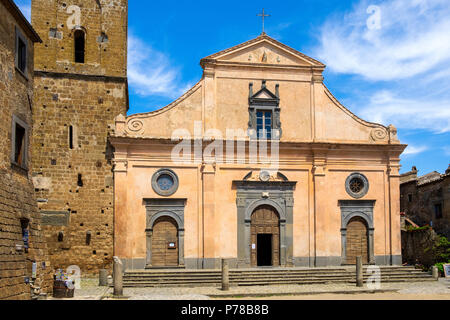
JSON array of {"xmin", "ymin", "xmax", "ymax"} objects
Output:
[
  {"xmin": 32, "ymin": 0, "xmax": 127, "ymax": 77},
  {"xmin": 30, "ymin": 0, "xmax": 128, "ymax": 273}
]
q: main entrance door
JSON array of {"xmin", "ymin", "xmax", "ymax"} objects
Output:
[
  {"xmin": 151, "ymin": 216, "xmax": 179, "ymax": 267},
  {"xmin": 345, "ymin": 217, "xmax": 369, "ymax": 264},
  {"xmin": 251, "ymin": 205, "xmax": 280, "ymax": 267}
]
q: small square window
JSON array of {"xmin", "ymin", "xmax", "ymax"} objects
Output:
[{"xmin": 11, "ymin": 115, "xmax": 29, "ymax": 169}]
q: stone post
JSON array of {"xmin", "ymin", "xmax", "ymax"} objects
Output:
[
  {"xmin": 432, "ymin": 266, "xmax": 439, "ymax": 280},
  {"xmin": 222, "ymin": 259, "xmax": 230, "ymax": 291},
  {"xmin": 356, "ymin": 256, "xmax": 363, "ymax": 287},
  {"xmin": 99, "ymin": 269, "xmax": 108, "ymax": 287},
  {"xmin": 113, "ymin": 256, "xmax": 123, "ymax": 296}
]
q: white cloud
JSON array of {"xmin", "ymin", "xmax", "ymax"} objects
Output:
[
  {"xmin": 359, "ymin": 91, "xmax": 450, "ymax": 133},
  {"xmin": 314, "ymin": 0, "xmax": 450, "ymax": 134},
  {"xmin": 128, "ymin": 34, "xmax": 188, "ymax": 99},
  {"xmin": 314, "ymin": 0, "xmax": 450, "ymax": 81},
  {"xmin": 403, "ymin": 145, "xmax": 428, "ymax": 156}
]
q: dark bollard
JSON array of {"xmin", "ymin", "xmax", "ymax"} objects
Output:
[
  {"xmin": 99, "ymin": 269, "xmax": 108, "ymax": 287},
  {"xmin": 222, "ymin": 259, "xmax": 230, "ymax": 291},
  {"xmin": 356, "ymin": 256, "xmax": 363, "ymax": 287}
]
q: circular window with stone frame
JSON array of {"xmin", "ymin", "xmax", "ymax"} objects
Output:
[
  {"xmin": 152, "ymin": 169, "xmax": 179, "ymax": 197},
  {"xmin": 345, "ymin": 173, "xmax": 369, "ymax": 199}
]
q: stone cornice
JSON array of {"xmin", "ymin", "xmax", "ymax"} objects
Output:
[{"xmin": 109, "ymin": 135, "xmax": 407, "ymax": 152}]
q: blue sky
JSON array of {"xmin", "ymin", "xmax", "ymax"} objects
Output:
[{"xmin": 16, "ymin": 0, "xmax": 450, "ymax": 175}]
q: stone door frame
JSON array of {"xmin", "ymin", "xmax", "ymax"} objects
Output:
[
  {"xmin": 144, "ymin": 199, "xmax": 186, "ymax": 268},
  {"xmin": 339, "ymin": 200, "xmax": 376, "ymax": 265},
  {"xmin": 234, "ymin": 180, "xmax": 296, "ymax": 268}
]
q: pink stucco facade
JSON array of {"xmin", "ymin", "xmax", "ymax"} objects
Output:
[{"xmin": 110, "ymin": 34, "xmax": 405, "ymax": 269}]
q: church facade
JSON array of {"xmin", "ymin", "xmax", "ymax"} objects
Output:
[{"xmin": 111, "ymin": 34, "xmax": 406, "ymax": 270}]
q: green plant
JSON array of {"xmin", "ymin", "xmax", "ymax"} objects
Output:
[
  {"xmin": 433, "ymin": 235, "xmax": 450, "ymax": 264},
  {"xmin": 434, "ymin": 262, "xmax": 449, "ymax": 275},
  {"xmin": 406, "ymin": 225, "xmax": 432, "ymax": 232}
]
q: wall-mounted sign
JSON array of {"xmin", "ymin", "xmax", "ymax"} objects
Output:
[
  {"xmin": 252, "ymin": 244, "xmax": 256, "ymax": 250},
  {"xmin": 444, "ymin": 264, "xmax": 450, "ymax": 278}
]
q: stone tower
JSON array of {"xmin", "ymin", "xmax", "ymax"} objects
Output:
[{"xmin": 31, "ymin": 0, "xmax": 128, "ymax": 273}]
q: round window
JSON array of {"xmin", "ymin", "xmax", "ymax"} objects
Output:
[
  {"xmin": 152, "ymin": 169, "xmax": 179, "ymax": 196},
  {"xmin": 345, "ymin": 173, "xmax": 369, "ymax": 199},
  {"xmin": 157, "ymin": 174, "xmax": 174, "ymax": 191},
  {"xmin": 349, "ymin": 177, "xmax": 364, "ymax": 194}
]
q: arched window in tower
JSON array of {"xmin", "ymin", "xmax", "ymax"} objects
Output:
[{"xmin": 74, "ymin": 29, "xmax": 85, "ymax": 63}]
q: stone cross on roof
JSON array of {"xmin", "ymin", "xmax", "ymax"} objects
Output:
[{"xmin": 257, "ymin": 8, "xmax": 270, "ymax": 34}]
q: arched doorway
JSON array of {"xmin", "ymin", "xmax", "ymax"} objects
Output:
[
  {"xmin": 151, "ymin": 216, "xmax": 179, "ymax": 267},
  {"xmin": 250, "ymin": 205, "xmax": 280, "ymax": 267},
  {"xmin": 345, "ymin": 216, "xmax": 369, "ymax": 264}
]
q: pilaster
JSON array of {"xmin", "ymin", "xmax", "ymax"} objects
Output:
[{"xmin": 201, "ymin": 163, "xmax": 217, "ymax": 268}]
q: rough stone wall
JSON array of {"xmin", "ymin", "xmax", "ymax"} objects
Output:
[
  {"xmin": 401, "ymin": 228, "xmax": 437, "ymax": 267},
  {"xmin": 400, "ymin": 181, "xmax": 418, "ymax": 216},
  {"xmin": 32, "ymin": 76, "xmax": 126, "ymax": 273},
  {"xmin": 31, "ymin": 0, "xmax": 128, "ymax": 274},
  {"xmin": 0, "ymin": 2, "xmax": 52, "ymax": 300},
  {"xmin": 401, "ymin": 175, "xmax": 450, "ymax": 237}
]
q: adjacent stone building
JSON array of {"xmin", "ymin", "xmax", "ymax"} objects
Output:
[
  {"xmin": 400, "ymin": 165, "xmax": 450, "ymax": 237},
  {"xmin": 0, "ymin": 0, "xmax": 52, "ymax": 299},
  {"xmin": 31, "ymin": 0, "xmax": 128, "ymax": 273},
  {"xmin": 111, "ymin": 33, "xmax": 405, "ymax": 270}
]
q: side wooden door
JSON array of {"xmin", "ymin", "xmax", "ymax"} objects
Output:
[{"xmin": 152, "ymin": 216, "xmax": 179, "ymax": 267}]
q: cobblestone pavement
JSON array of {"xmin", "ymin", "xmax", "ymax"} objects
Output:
[
  {"xmin": 106, "ymin": 279, "xmax": 450, "ymax": 300},
  {"xmin": 50, "ymin": 278, "xmax": 450, "ymax": 300}
]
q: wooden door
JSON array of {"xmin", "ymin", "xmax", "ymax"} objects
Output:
[
  {"xmin": 250, "ymin": 205, "xmax": 280, "ymax": 267},
  {"xmin": 152, "ymin": 216, "xmax": 179, "ymax": 267},
  {"xmin": 346, "ymin": 217, "xmax": 369, "ymax": 264}
]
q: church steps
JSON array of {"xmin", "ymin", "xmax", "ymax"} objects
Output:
[
  {"xmin": 122, "ymin": 266, "xmax": 433, "ymax": 287},
  {"xmin": 123, "ymin": 273, "xmax": 429, "ymax": 282},
  {"xmin": 124, "ymin": 270, "xmax": 428, "ymax": 278},
  {"xmin": 123, "ymin": 277, "xmax": 435, "ymax": 288},
  {"xmin": 123, "ymin": 275, "xmax": 433, "ymax": 283}
]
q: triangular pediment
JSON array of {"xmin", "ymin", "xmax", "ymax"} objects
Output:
[
  {"xmin": 201, "ymin": 34, "xmax": 325, "ymax": 68},
  {"xmin": 254, "ymin": 90, "xmax": 274, "ymax": 99}
]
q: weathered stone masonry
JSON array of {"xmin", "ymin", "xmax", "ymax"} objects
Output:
[
  {"xmin": 0, "ymin": 0, "xmax": 52, "ymax": 300},
  {"xmin": 31, "ymin": 0, "xmax": 128, "ymax": 273}
]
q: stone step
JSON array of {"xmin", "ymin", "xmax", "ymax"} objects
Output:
[
  {"xmin": 124, "ymin": 269, "xmax": 424, "ymax": 276},
  {"xmin": 126, "ymin": 266, "xmax": 420, "ymax": 274},
  {"xmin": 123, "ymin": 277, "xmax": 435, "ymax": 288},
  {"xmin": 124, "ymin": 271, "xmax": 428, "ymax": 280},
  {"xmin": 123, "ymin": 275, "xmax": 433, "ymax": 284},
  {"xmin": 121, "ymin": 266, "xmax": 433, "ymax": 288},
  {"xmin": 123, "ymin": 273, "xmax": 429, "ymax": 282}
]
